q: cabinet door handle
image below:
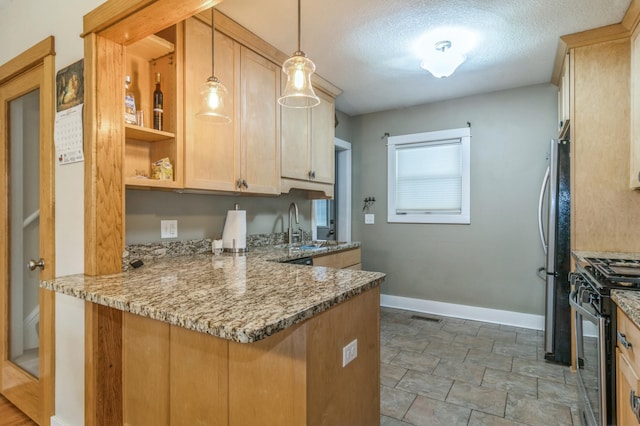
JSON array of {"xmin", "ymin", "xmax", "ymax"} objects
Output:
[
  {"xmin": 618, "ymin": 331, "xmax": 633, "ymax": 349},
  {"xmin": 630, "ymin": 390, "xmax": 640, "ymax": 423},
  {"xmin": 242, "ymin": 179, "xmax": 248, "ymax": 189},
  {"xmin": 311, "ymin": 171, "xmax": 316, "ymax": 179},
  {"xmin": 236, "ymin": 179, "xmax": 242, "ymax": 189}
]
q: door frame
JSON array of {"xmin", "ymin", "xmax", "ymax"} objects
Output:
[
  {"xmin": 312, "ymin": 138, "xmax": 352, "ymax": 241},
  {"xmin": 334, "ymin": 138, "xmax": 352, "ymax": 242},
  {"xmin": 0, "ymin": 37, "xmax": 56, "ymax": 425}
]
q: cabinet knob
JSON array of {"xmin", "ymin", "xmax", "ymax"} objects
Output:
[
  {"xmin": 637, "ymin": 171, "xmax": 640, "ymax": 183},
  {"xmin": 236, "ymin": 179, "xmax": 242, "ymax": 189},
  {"xmin": 27, "ymin": 258, "xmax": 45, "ymax": 271},
  {"xmin": 242, "ymin": 179, "xmax": 248, "ymax": 189}
]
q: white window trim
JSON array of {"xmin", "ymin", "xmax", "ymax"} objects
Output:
[{"xmin": 387, "ymin": 127, "xmax": 470, "ymax": 224}]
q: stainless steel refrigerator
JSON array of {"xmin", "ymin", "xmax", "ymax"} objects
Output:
[{"xmin": 538, "ymin": 138, "xmax": 571, "ymax": 365}]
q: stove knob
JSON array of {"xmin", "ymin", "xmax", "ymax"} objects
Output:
[{"xmin": 580, "ymin": 289, "xmax": 592, "ymax": 304}]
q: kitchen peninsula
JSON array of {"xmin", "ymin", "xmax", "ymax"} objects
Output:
[{"xmin": 41, "ymin": 243, "xmax": 384, "ymax": 425}]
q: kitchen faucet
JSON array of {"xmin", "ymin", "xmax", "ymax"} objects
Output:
[{"xmin": 288, "ymin": 202, "xmax": 300, "ymax": 244}]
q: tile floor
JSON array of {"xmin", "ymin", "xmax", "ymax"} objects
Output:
[{"xmin": 379, "ymin": 307, "xmax": 580, "ymax": 426}]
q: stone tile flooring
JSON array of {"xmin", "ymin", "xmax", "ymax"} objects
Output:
[{"xmin": 379, "ymin": 307, "xmax": 580, "ymax": 426}]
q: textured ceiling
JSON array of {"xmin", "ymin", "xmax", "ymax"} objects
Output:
[{"xmin": 217, "ymin": 0, "xmax": 632, "ymax": 116}]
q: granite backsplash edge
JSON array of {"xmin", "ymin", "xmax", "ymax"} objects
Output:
[{"xmin": 122, "ymin": 231, "xmax": 310, "ymax": 270}]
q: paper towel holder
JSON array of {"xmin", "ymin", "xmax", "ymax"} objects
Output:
[
  {"xmin": 223, "ymin": 203, "xmax": 248, "ymax": 255},
  {"xmin": 223, "ymin": 238, "xmax": 248, "ymax": 255}
]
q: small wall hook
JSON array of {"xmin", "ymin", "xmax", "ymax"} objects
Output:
[{"xmin": 363, "ymin": 196, "xmax": 376, "ymax": 212}]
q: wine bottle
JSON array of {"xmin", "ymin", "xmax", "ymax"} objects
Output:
[
  {"xmin": 153, "ymin": 72, "xmax": 164, "ymax": 131},
  {"xmin": 124, "ymin": 75, "xmax": 137, "ymax": 124}
]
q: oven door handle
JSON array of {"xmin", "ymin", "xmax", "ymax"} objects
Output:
[{"xmin": 569, "ymin": 289, "xmax": 599, "ymax": 323}]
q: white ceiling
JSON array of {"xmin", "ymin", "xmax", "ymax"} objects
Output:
[{"xmin": 216, "ymin": 0, "xmax": 632, "ymax": 116}]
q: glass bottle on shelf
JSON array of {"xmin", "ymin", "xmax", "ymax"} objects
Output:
[
  {"xmin": 153, "ymin": 72, "xmax": 164, "ymax": 131},
  {"xmin": 124, "ymin": 75, "xmax": 137, "ymax": 125}
]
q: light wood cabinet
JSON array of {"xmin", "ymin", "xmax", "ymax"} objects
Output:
[
  {"xmin": 183, "ymin": 16, "xmax": 280, "ymax": 195},
  {"xmin": 281, "ymin": 89, "xmax": 335, "ymax": 196},
  {"xmin": 631, "ymin": 25, "xmax": 640, "ymax": 189},
  {"xmin": 183, "ymin": 17, "xmax": 239, "ymax": 192},
  {"xmin": 124, "ymin": 28, "xmax": 183, "ymax": 189},
  {"xmin": 313, "ymin": 247, "xmax": 361, "ymax": 270},
  {"xmin": 568, "ymin": 38, "xmax": 640, "ymax": 253},
  {"xmin": 617, "ymin": 308, "xmax": 640, "ymax": 425},
  {"xmin": 238, "ymin": 46, "xmax": 281, "ymax": 195},
  {"xmin": 557, "ymin": 52, "xmax": 570, "ymax": 135},
  {"xmin": 118, "ymin": 287, "xmax": 379, "ymax": 425},
  {"xmin": 124, "ymin": 12, "xmax": 338, "ymax": 197}
]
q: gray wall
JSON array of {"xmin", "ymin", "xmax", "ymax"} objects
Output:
[
  {"xmin": 126, "ymin": 189, "xmax": 313, "ymax": 244},
  {"xmin": 350, "ymin": 83, "xmax": 557, "ymax": 315}
]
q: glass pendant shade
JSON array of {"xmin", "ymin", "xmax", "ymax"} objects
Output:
[
  {"xmin": 420, "ymin": 40, "xmax": 466, "ymax": 78},
  {"xmin": 196, "ymin": 76, "xmax": 231, "ymax": 123},
  {"xmin": 279, "ymin": 51, "xmax": 320, "ymax": 108},
  {"xmin": 196, "ymin": 8, "xmax": 231, "ymax": 123}
]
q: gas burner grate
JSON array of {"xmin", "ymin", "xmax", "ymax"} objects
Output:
[{"xmin": 585, "ymin": 257, "xmax": 640, "ymax": 286}]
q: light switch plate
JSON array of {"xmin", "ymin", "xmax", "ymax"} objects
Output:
[
  {"xmin": 364, "ymin": 214, "xmax": 375, "ymax": 224},
  {"xmin": 161, "ymin": 220, "xmax": 178, "ymax": 239}
]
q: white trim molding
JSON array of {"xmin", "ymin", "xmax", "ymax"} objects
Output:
[
  {"xmin": 380, "ymin": 294, "xmax": 544, "ymax": 330},
  {"xmin": 50, "ymin": 416, "xmax": 70, "ymax": 426}
]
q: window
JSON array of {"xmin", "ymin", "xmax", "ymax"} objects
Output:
[
  {"xmin": 314, "ymin": 199, "xmax": 329, "ymax": 227},
  {"xmin": 387, "ymin": 127, "xmax": 470, "ymax": 224}
]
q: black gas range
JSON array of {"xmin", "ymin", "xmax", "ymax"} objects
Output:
[{"xmin": 571, "ymin": 254, "xmax": 640, "ymax": 426}]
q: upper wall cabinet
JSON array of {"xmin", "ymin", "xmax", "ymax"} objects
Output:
[
  {"xmin": 631, "ymin": 25, "xmax": 640, "ymax": 189},
  {"xmin": 124, "ymin": 26, "xmax": 184, "ymax": 189},
  {"xmin": 281, "ymin": 89, "xmax": 336, "ymax": 196},
  {"xmin": 124, "ymin": 11, "xmax": 339, "ymax": 196},
  {"xmin": 183, "ymin": 16, "xmax": 280, "ymax": 195},
  {"xmin": 184, "ymin": 17, "xmax": 239, "ymax": 192}
]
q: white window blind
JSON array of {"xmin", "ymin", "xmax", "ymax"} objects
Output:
[{"xmin": 388, "ymin": 127, "xmax": 470, "ymax": 224}]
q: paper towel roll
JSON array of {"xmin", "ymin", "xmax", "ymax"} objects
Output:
[{"xmin": 222, "ymin": 209, "xmax": 246, "ymax": 251}]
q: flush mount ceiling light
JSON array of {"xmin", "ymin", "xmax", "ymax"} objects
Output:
[
  {"xmin": 196, "ymin": 8, "xmax": 231, "ymax": 123},
  {"xmin": 420, "ymin": 40, "xmax": 467, "ymax": 78},
  {"xmin": 278, "ymin": 0, "xmax": 320, "ymax": 108}
]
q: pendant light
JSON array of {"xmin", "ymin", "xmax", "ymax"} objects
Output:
[
  {"xmin": 196, "ymin": 8, "xmax": 231, "ymax": 123},
  {"xmin": 278, "ymin": 0, "xmax": 320, "ymax": 108}
]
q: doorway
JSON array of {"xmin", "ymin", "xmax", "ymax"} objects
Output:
[
  {"xmin": 313, "ymin": 138, "xmax": 351, "ymax": 242},
  {"xmin": 0, "ymin": 37, "xmax": 56, "ymax": 425}
]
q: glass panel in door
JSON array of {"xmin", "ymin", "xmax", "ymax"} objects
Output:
[{"xmin": 8, "ymin": 89, "xmax": 40, "ymax": 378}]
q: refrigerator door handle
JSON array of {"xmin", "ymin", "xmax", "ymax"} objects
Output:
[{"xmin": 538, "ymin": 166, "xmax": 550, "ymax": 255}]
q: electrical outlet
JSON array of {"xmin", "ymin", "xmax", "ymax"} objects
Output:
[
  {"xmin": 161, "ymin": 220, "xmax": 178, "ymax": 239},
  {"xmin": 365, "ymin": 214, "xmax": 375, "ymax": 224},
  {"xmin": 342, "ymin": 339, "xmax": 358, "ymax": 367}
]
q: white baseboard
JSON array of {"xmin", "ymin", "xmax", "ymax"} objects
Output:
[
  {"xmin": 380, "ymin": 294, "xmax": 545, "ymax": 330},
  {"xmin": 50, "ymin": 416, "xmax": 69, "ymax": 426}
]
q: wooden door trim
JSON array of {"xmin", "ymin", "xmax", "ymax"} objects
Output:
[
  {"xmin": 0, "ymin": 37, "xmax": 55, "ymax": 85},
  {"xmin": 0, "ymin": 36, "xmax": 56, "ymax": 425}
]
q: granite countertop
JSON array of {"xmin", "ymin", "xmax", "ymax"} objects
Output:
[
  {"xmin": 612, "ymin": 290, "xmax": 640, "ymax": 327},
  {"xmin": 41, "ymin": 242, "xmax": 385, "ymax": 343}
]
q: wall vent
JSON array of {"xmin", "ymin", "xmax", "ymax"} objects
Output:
[{"xmin": 410, "ymin": 315, "xmax": 442, "ymax": 323}]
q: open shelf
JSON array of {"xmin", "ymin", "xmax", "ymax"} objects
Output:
[{"xmin": 125, "ymin": 124, "xmax": 175, "ymax": 142}]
